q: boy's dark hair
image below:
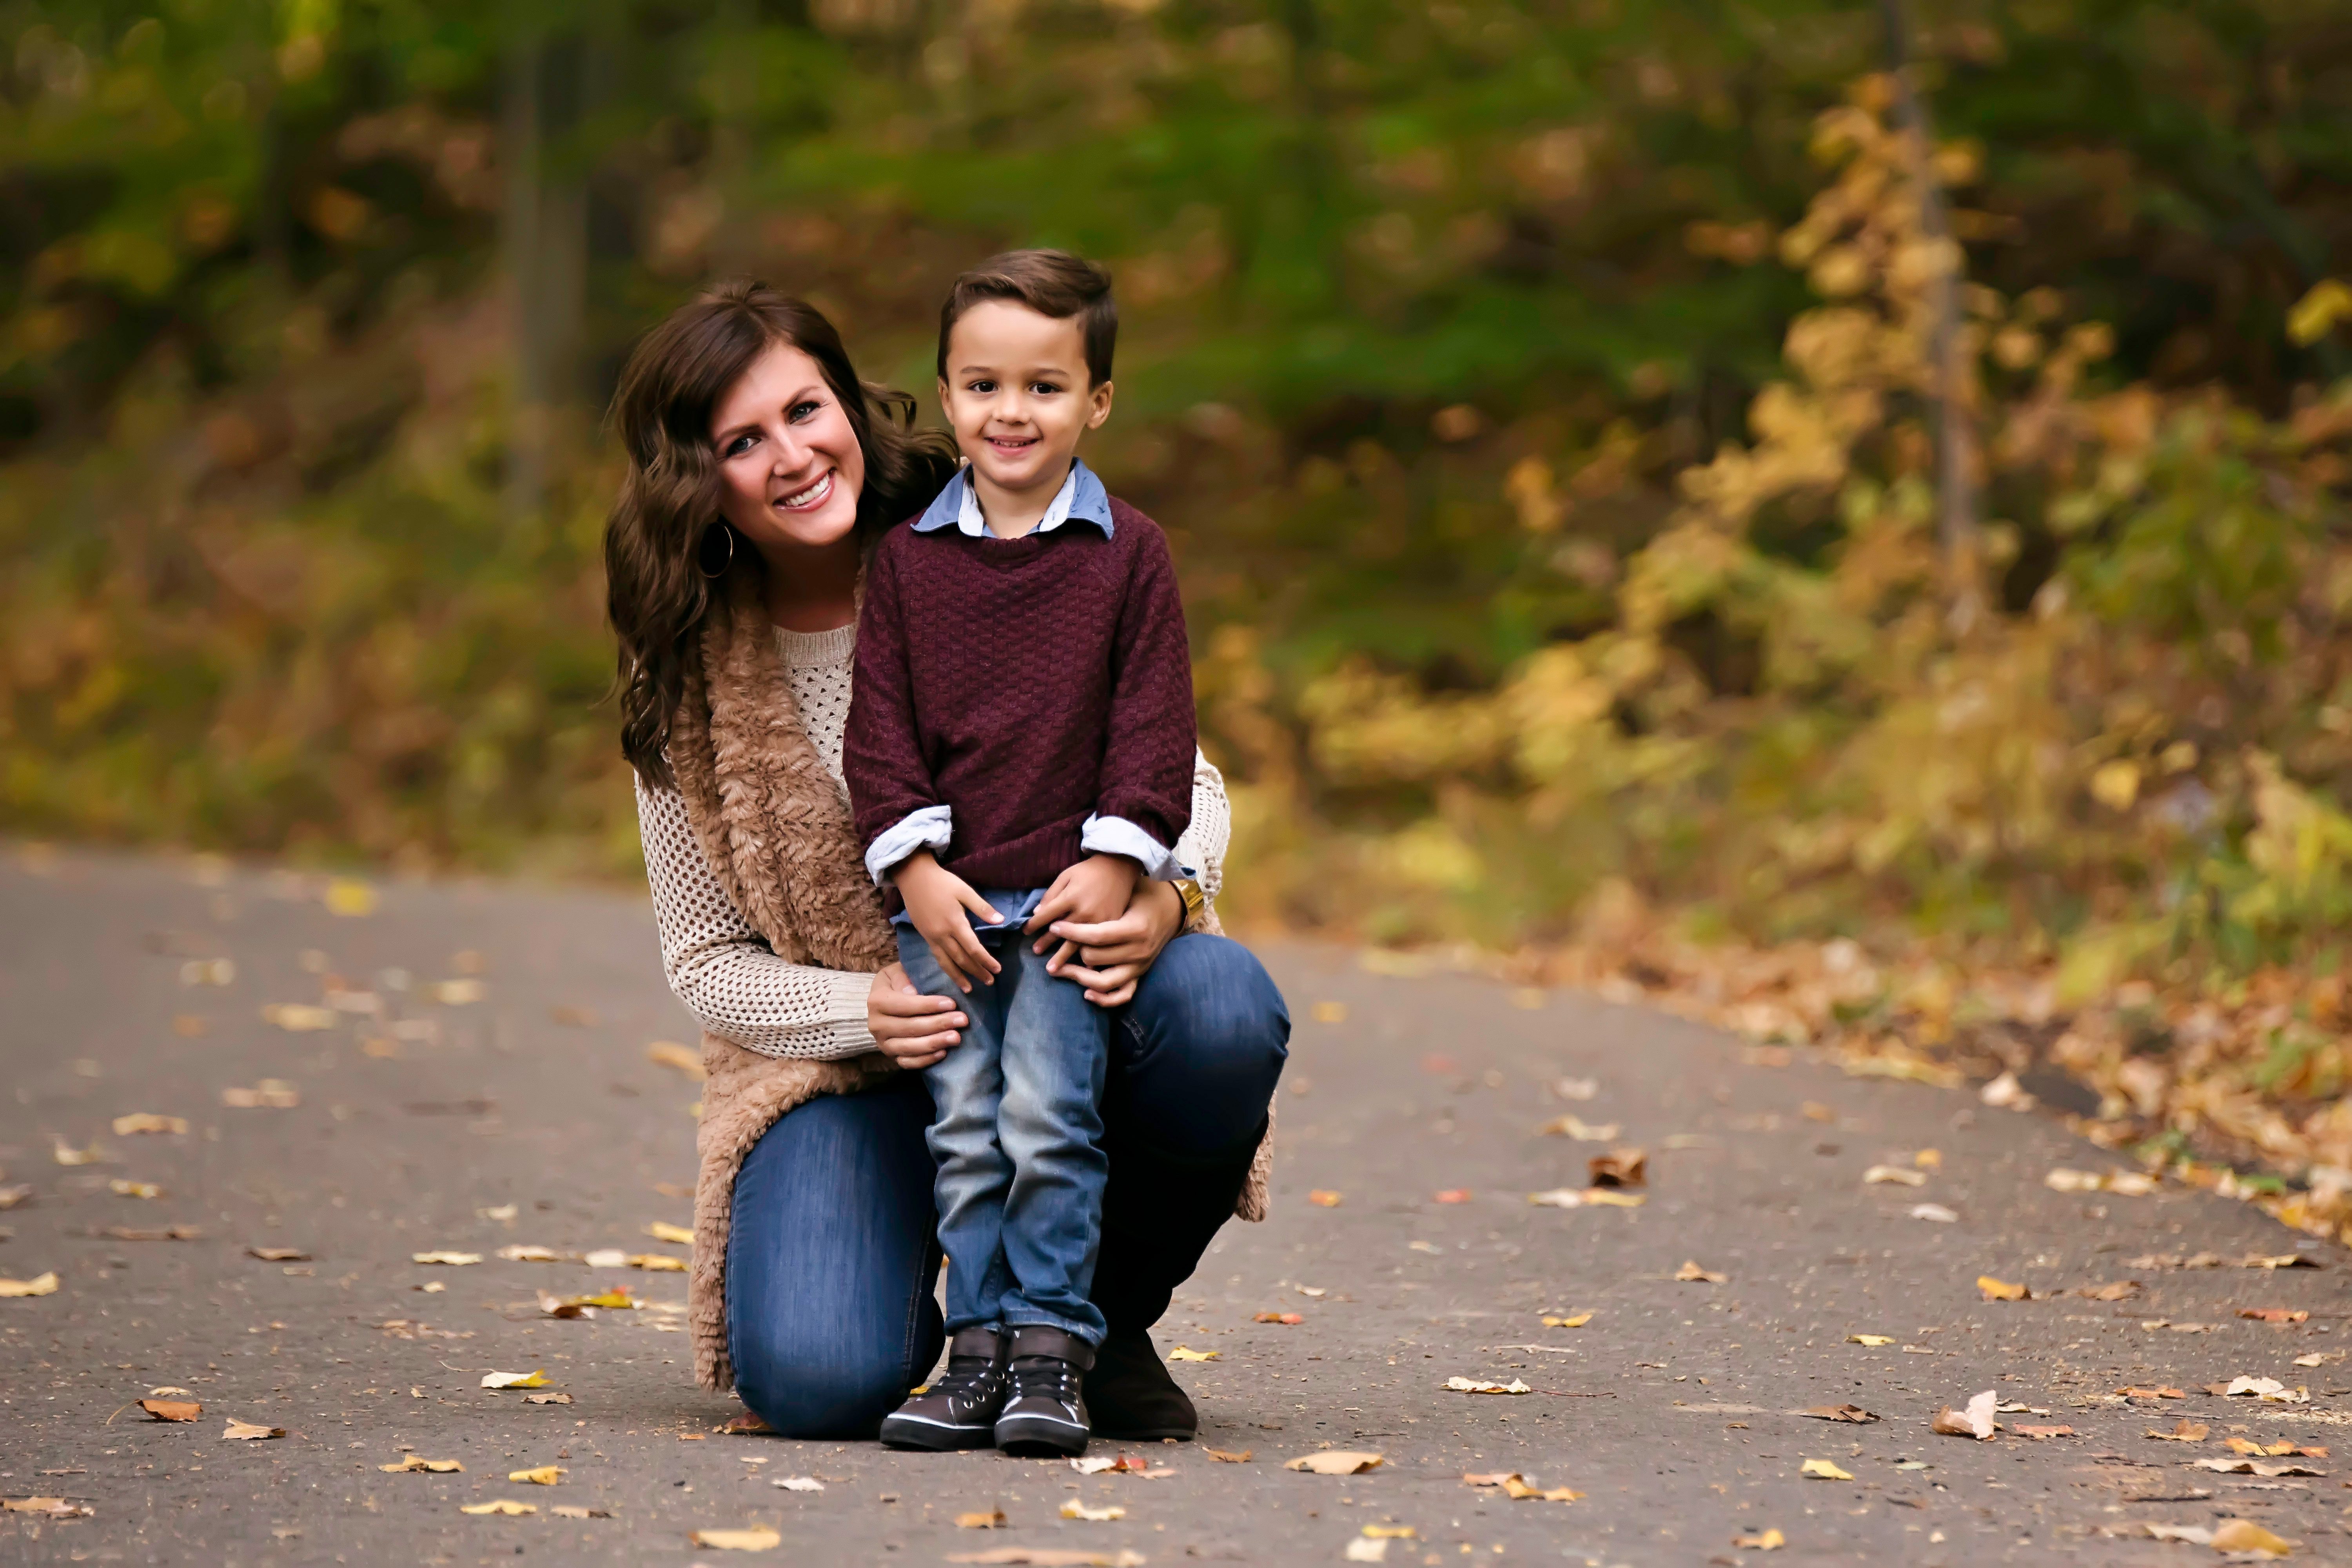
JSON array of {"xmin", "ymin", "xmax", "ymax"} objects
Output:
[{"xmin": 936, "ymin": 249, "xmax": 1117, "ymax": 387}]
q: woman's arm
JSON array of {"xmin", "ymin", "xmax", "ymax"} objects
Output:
[
  {"xmin": 1174, "ymin": 749, "xmax": 1230, "ymax": 920},
  {"xmin": 636, "ymin": 775, "xmax": 879, "ymax": 1058}
]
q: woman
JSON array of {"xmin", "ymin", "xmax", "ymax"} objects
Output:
[{"xmin": 604, "ymin": 279, "xmax": 1289, "ymax": 1441}]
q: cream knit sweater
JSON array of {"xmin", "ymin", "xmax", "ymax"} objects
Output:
[{"xmin": 636, "ymin": 621, "xmax": 1231, "ymax": 1059}]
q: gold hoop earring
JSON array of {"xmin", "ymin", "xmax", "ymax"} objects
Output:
[{"xmin": 697, "ymin": 524, "xmax": 736, "ymax": 580}]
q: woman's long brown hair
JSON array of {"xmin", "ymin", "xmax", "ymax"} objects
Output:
[{"xmin": 604, "ymin": 280, "xmax": 958, "ymax": 785}]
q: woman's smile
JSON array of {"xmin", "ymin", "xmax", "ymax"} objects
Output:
[{"xmin": 775, "ymin": 470, "xmax": 835, "ymax": 512}]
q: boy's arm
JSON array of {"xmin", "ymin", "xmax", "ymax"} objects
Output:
[
  {"xmin": 1084, "ymin": 518, "xmax": 1196, "ymax": 872},
  {"xmin": 843, "ymin": 536, "xmax": 949, "ymax": 884}
]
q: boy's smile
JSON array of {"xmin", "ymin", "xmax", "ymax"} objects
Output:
[{"xmin": 938, "ymin": 299, "xmax": 1114, "ymax": 539}]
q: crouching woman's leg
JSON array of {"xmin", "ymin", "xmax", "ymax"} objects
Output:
[{"xmin": 726, "ymin": 1078, "xmax": 943, "ymax": 1438}]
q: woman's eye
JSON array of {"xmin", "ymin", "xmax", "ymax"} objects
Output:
[
  {"xmin": 724, "ymin": 433, "xmax": 757, "ymax": 458},
  {"xmin": 788, "ymin": 400, "xmax": 821, "ymax": 422}
]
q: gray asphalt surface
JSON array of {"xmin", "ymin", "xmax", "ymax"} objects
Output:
[{"xmin": 2, "ymin": 843, "xmax": 2347, "ymax": 1566}]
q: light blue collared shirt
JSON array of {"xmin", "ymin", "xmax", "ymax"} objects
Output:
[{"xmin": 865, "ymin": 458, "xmax": 1190, "ymax": 901}]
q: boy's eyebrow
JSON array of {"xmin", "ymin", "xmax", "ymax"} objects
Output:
[{"xmin": 950, "ymin": 362, "xmax": 1080, "ymax": 378}]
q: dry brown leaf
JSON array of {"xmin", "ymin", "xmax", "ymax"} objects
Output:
[
  {"xmin": 1307, "ymin": 1189, "xmax": 1343, "ymax": 1207},
  {"xmin": 1498, "ymin": 1476, "xmax": 1581, "ymax": 1501},
  {"xmin": 2146, "ymin": 1419, "xmax": 2209, "ymax": 1441},
  {"xmin": 1862, "ymin": 1164, "xmax": 1926, "ymax": 1187},
  {"xmin": 1732, "ymin": 1528, "xmax": 1786, "ymax": 1550},
  {"xmin": 2013, "ymin": 1425, "xmax": 2076, "ymax": 1439},
  {"xmin": 1059, "ymin": 1499, "xmax": 1124, "ymax": 1521},
  {"xmin": 2117, "ymin": 1385, "xmax": 2186, "ymax": 1399},
  {"xmin": 246, "ymin": 1246, "xmax": 310, "ymax": 1262},
  {"xmin": 1931, "ymin": 1390, "xmax": 1998, "ymax": 1440},
  {"xmin": 51, "ymin": 1140, "xmax": 102, "ymax": 1166},
  {"xmin": 644, "ymin": 1221, "xmax": 695, "ymax": 1246},
  {"xmin": 1203, "ymin": 1448, "xmax": 1252, "ymax": 1463},
  {"xmin": 103, "ymin": 1223, "xmax": 201, "ymax": 1241},
  {"xmin": 626, "ymin": 1253, "xmax": 688, "ymax": 1272},
  {"xmin": 497, "ymin": 1244, "xmax": 563, "ymax": 1262},
  {"xmin": 111, "ymin": 1114, "xmax": 187, "ymax": 1136},
  {"xmin": 2075, "ymin": 1280, "xmax": 2140, "ymax": 1300},
  {"xmin": 380, "ymin": 1455, "xmax": 463, "ymax": 1472},
  {"xmin": 1846, "ymin": 1334, "xmax": 1893, "ymax": 1346},
  {"xmin": 2239, "ymin": 1307, "xmax": 2309, "ymax": 1323},
  {"xmin": 549, "ymin": 1505, "xmax": 613, "ymax": 1519},
  {"xmin": 412, "ymin": 1251, "xmax": 481, "ymax": 1266},
  {"xmin": 2225, "ymin": 1376, "xmax": 2309, "ymax": 1403},
  {"xmin": 1539, "ymin": 1115, "xmax": 1621, "ymax": 1141},
  {"xmin": 221, "ymin": 1080, "xmax": 299, "ymax": 1108},
  {"xmin": 1432, "ymin": 1187, "xmax": 1473, "ymax": 1204},
  {"xmin": 260, "ymin": 1004, "xmax": 336, "ymax": 1033},
  {"xmin": 1674, "ymin": 1260, "xmax": 1726, "ymax": 1283},
  {"xmin": 2192, "ymin": 1456, "xmax": 2325, "ymax": 1477},
  {"xmin": 1800, "ymin": 1405, "xmax": 1877, "ymax": 1423},
  {"xmin": 1588, "ymin": 1147, "xmax": 1647, "ymax": 1188},
  {"xmin": 522, "ymin": 1392, "xmax": 572, "ymax": 1405},
  {"xmin": 1252, "ymin": 1311, "xmax": 1304, "ymax": 1324},
  {"xmin": 2, "ymin": 1497, "xmax": 92, "ymax": 1517},
  {"xmin": 221, "ymin": 1417, "xmax": 284, "ymax": 1440},
  {"xmin": 646, "ymin": 1040, "xmax": 706, "ymax": 1079},
  {"xmin": 460, "ymin": 1499, "xmax": 536, "ymax": 1516},
  {"xmin": 1445, "ymin": 1376, "xmax": 1532, "ymax": 1394},
  {"xmin": 139, "ymin": 1398, "xmax": 201, "ymax": 1422},
  {"xmin": 0, "ymin": 1272, "xmax": 60, "ymax": 1298},
  {"xmin": 955, "ymin": 1509, "xmax": 1009, "ymax": 1529},
  {"xmin": 945, "ymin": 1551, "xmax": 1148, "ymax": 1568},
  {"xmin": 1976, "ymin": 1275, "xmax": 2029, "ymax": 1301},
  {"xmin": 508, "ymin": 1466, "xmax": 564, "ymax": 1485},
  {"xmin": 2206, "ymin": 1520, "xmax": 2294, "ymax": 1557},
  {"xmin": 1285, "ymin": 1451, "xmax": 1383, "ymax": 1475},
  {"xmin": 721, "ymin": 1410, "xmax": 773, "ymax": 1434},
  {"xmin": 0, "ymin": 1185, "xmax": 32, "ymax": 1209}
]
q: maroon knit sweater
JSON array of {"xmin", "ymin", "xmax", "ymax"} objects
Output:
[{"xmin": 844, "ymin": 498, "xmax": 1196, "ymax": 896}]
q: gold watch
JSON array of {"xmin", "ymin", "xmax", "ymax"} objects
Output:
[{"xmin": 1172, "ymin": 878, "xmax": 1207, "ymax": 927}]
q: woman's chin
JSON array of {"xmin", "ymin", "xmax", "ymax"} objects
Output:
[{"xmin": 739, "ymin": 499, "xmax": 859, "ymax": 554}]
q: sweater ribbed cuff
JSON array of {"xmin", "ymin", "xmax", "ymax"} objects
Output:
[{"xmin": 823, "ymin": 968, "xmax": 878, "ymax": 1056}]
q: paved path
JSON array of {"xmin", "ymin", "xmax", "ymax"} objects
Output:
[{"xmin": 1, "ymin": 846, "xmax": 2346, "ymax": 1566}]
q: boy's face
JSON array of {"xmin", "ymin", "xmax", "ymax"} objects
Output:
[{"xmin": 937, "ymin": 299, "xmax": 1113, "ymax": 498}]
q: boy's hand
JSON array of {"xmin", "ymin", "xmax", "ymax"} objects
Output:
[
  {"xmin": 894, "ymin": 851, "xmax": 1002, "ymax": 994},
  {"xmin": 1024, "ymin": 854, "xmax": 1142, "ymax": 952}
]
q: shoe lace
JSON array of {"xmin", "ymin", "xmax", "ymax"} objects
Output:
[
  {"xmin": 931, "ymin": 1353, "xmax": 1002, "ymax": 1401},
  {"xmin": 1010, "ymin": 1357, "xmax": 1081, "ymax": 1405}
]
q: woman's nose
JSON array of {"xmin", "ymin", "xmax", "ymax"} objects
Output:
[{"xmin": 768, "ymin": 427, "xmax": 812, "ymax": 474}]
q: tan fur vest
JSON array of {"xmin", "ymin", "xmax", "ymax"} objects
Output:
[{"xmin": 671, "ymin": 566, "xmax": 1267, "ymax": 1394}]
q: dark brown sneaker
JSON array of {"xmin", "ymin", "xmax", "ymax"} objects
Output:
[
  {"xmin": 993, "ymin": 1325, "xmax": 1095, "ymax": 1457},
  {"xmin": 879, "ymin": 1327, "xmax": 1010, "ymax": 1451}
]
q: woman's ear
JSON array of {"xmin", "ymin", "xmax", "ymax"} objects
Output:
[{"xmin": 1087, "ymin": 378, "xmax": 1115, "ymax": 430}]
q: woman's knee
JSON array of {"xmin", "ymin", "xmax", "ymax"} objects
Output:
[
  {"xmin": 1133, "ymin": 935, "xmax": 1291, "ymax": 1070},
  {"xmin": 732, "ymin": 1327, "xmax": 913, "ymax": 1439}
]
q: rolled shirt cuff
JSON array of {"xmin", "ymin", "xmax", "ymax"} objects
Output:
[
  {"xmin": 866, "ymin": 804, "xmax": 953, "ymax": 886},
  {"xmin": 1081, "ymin": 813, "xmax": 1194, "ymax": 882}
]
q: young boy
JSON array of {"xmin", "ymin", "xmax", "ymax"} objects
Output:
[{"xmin": 844, "ymin": 250, "xmax": 1196, "ymax": 1456}]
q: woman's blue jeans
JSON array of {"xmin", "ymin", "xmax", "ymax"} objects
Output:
[{"xmin": 724, "ymin": 933, "xmax": 1287, "ymax": 1438}]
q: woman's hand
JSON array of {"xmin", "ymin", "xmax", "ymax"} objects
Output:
[
  {"xmin": 867, "ymin": 962, "xmax": 968, "ymax": 1071},
  {"xmin": 1028, "ymin": 878, "xmax": 1185, "ymax": 1008}
]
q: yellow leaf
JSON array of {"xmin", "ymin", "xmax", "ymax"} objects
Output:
[
  {"xmin": 1203, "ymin": 1448, "xmax": 1252, "ymax": 1463},
  {"xmin": 1846, "ymin": 1334, "xmax": 1894, "ymax": 1346},
  {"xmin": 111, "ymin": 1113, "xmax": 187, "ymax": 1136},
  {"xmin": 2208, "ymin": 1519, "xmax": 2295, "ymax": 1557},
  {"xmin": 690, "ymin": 1526, "xmax": 781, "ymax": 1551},
  {"xmin": 428, "ymin": 979, "xmax": 486, "ymax": 1006},
  {"xmin": 1976, "ymin": 1276, "xmax": 2028, "ymax": 1301},
  {"xmin": 480, "ymin": 1370, "xmax": 548, "ymax": 1389},
  {"xmin": 324, "ymin": 878, "xmax": 378, "ymax": 916},
  {"xmin": 1542, "ymin": 1312, "xmax": 1593, "ymax": 1328},
  {"xmin": 1674, "ymin": 1260, "xmax": 1726, "ymax": 1283},
  {"xmin": 260, "ymin": 1004, "xmax": 337, "ymax": 1033},
  {"xmin": 1581, "ymin": 1190, "xmax": 1645, "ymax": 1208},
  {"xmin": 508, "ymin": 1466, "xmax": 564, "ymax": 1485},
  {"xmin": 2089, "ymin": 759, "xmax": 2141, "ymax": 811},
  {"xmin": 646, "ymin": 1040, "xmax": 706, "ymax": 1080},
  {"xmin": 627, "ymin": 1254, "xmax": 688, "ymax": 1272},
  {"xmin": 461, "ymin": 1499, "xmax": 537, "ymax": 1516},
  {"xmin": 1362, "ymin": 1524, "xmax": 1417, "ymax": 1538},
  {"xmin": 644, "ymin": 1221, "xmax": 695, "ymax": 1246},
  {"xmin": 412, "ymin": 1251, "xmax": 482, "ymax": 1266},
  {"xmin": 52, "ymin": 1140, "xmax": 102, "ymax": 1165},
  {"xmin": 1060, "ymin": 1500, "xmax": 1125, "ymax": 1521},
  {"xmin": 1285, "ymin": 1451, "xmax": 1385, "ymax": 1475},
  {"xmin": 111, "ymin": 1179, "xmax": 165, "ymax": 1198},
  {"xmin": 1308, "ymin": 1190, "xmax": 1343, "ymax": 1207},
  {"xmin": 1798, "ymin": 1459, "xmax": 1852, "ymax": 1481},
  {"xmin": 1167, "ymin": 1347, "xmax": 1219, "ymax": 1361},
  {"xmin": 1733, "ymin": 1527, "xmax": 1786, "ymax": 1550},
  {"xmin": 0, "ymin": 1272, "xmax": 60, "ymax": 1298},
  {"xmin": 1310, "ymin": 1001, "xmax": 1348, "ymax": 1024},
  {"xmin": 380, "ymin": 1455, "xmax": 463, "ymax": 1472},
  {"xmin": 2288, "ymin": 279, "xmax": 2352, "ymax": 346},
  {"xmin": 221, "ymin": 1417, "xmax": 285, "ymax": 1440},
  {"xmin": 955, "ymin": 1509, "xmax": 1009, "ymax": 1529}
]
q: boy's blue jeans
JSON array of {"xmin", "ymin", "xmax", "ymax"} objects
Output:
[{"xmin": 896, "ymin": 924, "xmax": 1112, "ymax": 1346}]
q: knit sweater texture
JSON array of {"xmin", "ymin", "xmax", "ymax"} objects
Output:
[{"xmin": 844, "ymin": 497, "xmax": 1196, "ymax": 893}]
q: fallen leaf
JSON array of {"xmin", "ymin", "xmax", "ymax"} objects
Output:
[
  {"xmin": 1538, "ymin": 1115, "xmax": 1621, "ymax": 1141},
  {"xmin": 1674, "ymin": 1260, "xmax": 1726, "ymax": 1283},
  {"xmin": 1907, "ymin": 1202, "xmax": 1960, "ymax": 1222},
  {"xmin": 1252, "ymin": 1312, "xmax": 1304, "ymax": 1325},
  {"xmin": 1308, "ymin": 1190, "xmax": 1343, "ymax": 1207},
  {"xmin": 1800, "ymin": 1405, "xmax": 1878, "ymax": 1423},
  {"xmin": 412, "ymin": 1251, "xmax": 481, "ymax": 1266},
  {"xmin": 1588, "ymin": 1148, "xmax": 1647, "ymax": 1188},
  {"xmin": 1551, "ymin": 1076, "xmax": 1598, "ymax": 1100},
  {"xmin": 498, "ymin": 1245, "xmax": 563, "ymax": 1263},
  {"xmin": 522, "ymin": 1393, "xmax": 572, "ymax": 1405},
  {"xmin": 1203, "ymin": 1448, "xmax": 1252, "ymax": 1463},
  {"xmin": 582, "ymin": 1249, "xmax": 628, "ymax": 1268},
  {"xmin": 1310, "ymin": 1000, "xmax": 1348, "ymax": 1024},
  {"xmin": 1863, "ymin": 1165, "xmax": 1926, "ymax": 1187},
  {"xmin": 1342, "ymin": 1540, "xmax": 1389, "ymax": 1563},
  {"xmin": 1931, "ymin": 1390, "xmax": 1998, "ymax": 1440},
  {"xmin": 52, "ymin": 1140, "xmax": 102, "ymax": 1165},
  {"xmin": 1798, "ymin": 1459, "xmax": 1853, "ymax": 1480},
  {"xmin": 2013, "ymin": 1425, "xmax": 2076, "ymax": 1439},
  {"xmin": 2243, "ymin": 1253, "xmax": 2321, "ymax": 1269},
  {"xmin": 1979, "ymin": 1071, "xmax": 2036, "ymax": 1109},
  {"xmin": 955, "ymin": 1509, "xmax": 1009, "ymax": 1529},
  {"xmin": 481, "ymin": 1370, "xmax": 548, "ymax": 1389},
  {"xmin": 0, "ymin": 1185, "xmax": 31, "ymax": 1209},
  {"xmin": 147, "ymin": 1385, "xmax": 193, "ymax": 1396},
  {"xmin": 945, "ymin": 1552, "xmax": 1147, "ymax": 1568},
  {"xmin": 2239, "ymin": 1308, "xmax": 2309, "ymax": 1324},
  {"xmin": 2075, "ymin": 1280, "xmax": 2140, "ymax": 1300},
  {"xmin": 1543, "ymin": 1313, "xmax": 1593, "ymax": 1328},
  {"xmin": 139, "ymin": 1398, "xmax": 201, "ymax": 1421},
  {"xmin": 1445, "ymin": 1377, "xmax": 1532, "ymax": 1395},
  {"xmin": 103, "ymin": 1223, "xmax": 201, "ymax": 1241},
  {"xmin": 1732, "ymin": 1528, "xmax": 1786, "ymax": 1551},
  {"xmin": 380, "ymin": 1455, "xmax": 463, "ymax": 1472},
  {"xmin": 1497, "ymin": 1476, "xmax": 1580, "ymax": 1501},
  {"xmin": 721, "ymin": 1410, "xmax": 772, "ymax": 1434},
  {"xmin": 246, "ymin": 1246, "xmax": 310, "ymax": 1262},
  {"xmin": 1285, "ymin": 1451, "xmax": 1383, "ymax": 1475},
  {"xmin": 2140, "ymin": 1524, "xmax": 2213, "ymax": 1544},
  {"xmin": 689, "ymin": 1525, "xmax": 781, "ymax": 1550},
  {"xmin": 222, "ymin": 1418, "xmax": 284, "ymax": 1440},
  {"xmin": 220, "ymin": 1080, "xmax": 300, "ymax": 1108},
  {"xmin": 1432, "ymin": 1188, "xmax": 1473, "ymax": 1204},
  {"xmin": 1976, "ymin": 1276, "xmax": 2029, "ymax": 1301},
  {"xmin": 2224, "ymin": 1376, "xmax": 2309, "ymax": 1403},
  {"xmin": 772, "ymin": 1476, "xmax": 823, "ymax": 1491},
  {"xmin": 2146, "ymin": 1419, "xmax": 2209, "ymax": 1441},
  {"xmin": 2192, "ymin": 1457, "xmax": 2325, "ymax": 1477},
  {"xmin": 2, "ymin": 1498, "xmax": 92, "ymax": 1517},
  {"xmin": 111, "ymin": 1113, "xmax": 187, "ymax": 1136},
  {"xmin": 1167, "ymin": 1347, "xmax": 1218, "ymax": 1361},
  {"xmin": 644, "ymin": 1221, "xmax": 695, "ymax": 1245},
  {"xmin": 260, "ymin": 1004, "xmax": 337, "ymax": 1033},
  {"xmin": 1846, "ymin": 1335, "xmax": 1894, "ymax": 1347},
  {"xmin": 323, "ymin": 878, "xmax": 377, "ymax": 916},
  {"xmin": 2117, "ymin": 1385, "xmax": 2186, "ymax": 1399},
  {"xmin": 646, "ymin": 1040, "xmax": 706, "ymax": 1080},
  {"xmin": 0, "ymin": 1272, "xmax": 60, "ymax": 1298},
  {"xmin": 460, "ymin": 1499, "xmax": 537, "ymax": 1516},
  {"xmin": 1060, "ymin": 1500, "xmax": 1125, "ymax": 1521},
  {"xmin": 428, "ymin": 979, "xmax": 486, "ymax": 1005},
  {"xmin": 2207, "ymin": 1521, "xmax": 2294, "ymax": 1557},
  {"xmin": 626, "ymin": 1253, "xmax": 688, "ymax": 1272},
  {"xmin": 508, "ymin": 1466, "xmax": 564, "ymax": 1485},
  {"xmin": 549, "ymin": 1505, "xmax": 613, "ymax": 1519}
]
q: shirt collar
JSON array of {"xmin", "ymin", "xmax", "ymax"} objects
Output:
[{"xmin": 912, "ymin": 459, "xmax": 1114, "ymax": 539}]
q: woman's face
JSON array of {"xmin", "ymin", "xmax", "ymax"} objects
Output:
[{"xmin": 708, "ymin": 339, "xmax": 866, "ymax": 554}]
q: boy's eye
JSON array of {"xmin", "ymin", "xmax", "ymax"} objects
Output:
[
  {"xmin": 967, "ymin": 379, "xmax": 996, "ymax": 394},
  {"xmin": 1028, "ymin": 381, "xmax": 1061, "ymax": 396}
]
